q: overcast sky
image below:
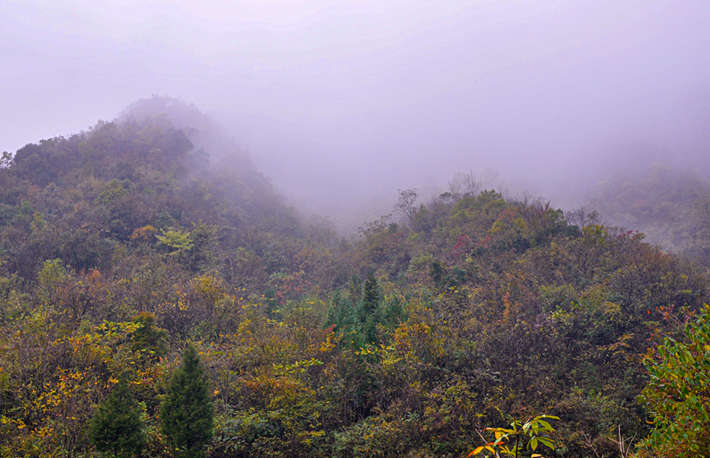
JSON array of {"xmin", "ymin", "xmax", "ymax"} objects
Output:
[{"xmin": 2, "ymin": 0, "xmax": 709, "ymax": 225}]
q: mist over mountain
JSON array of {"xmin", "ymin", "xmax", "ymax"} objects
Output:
[
  {"xmin": 2, "ymin": 4, "xmax": 710, "ymax": 455},
  {"xmin": 1, "ymin": 105, "xmax": 709, "ymax": 456},
  {"xmin": 2, "ymin": 1, "xmax": 709, "ymax": 232}
]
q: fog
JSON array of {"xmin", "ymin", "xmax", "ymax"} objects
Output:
[{"xmin": 2, "ymin": 0, "xmax": 710, "ymax": 231}]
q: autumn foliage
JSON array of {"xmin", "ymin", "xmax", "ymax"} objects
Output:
[{"xmin": 0, "ymin": 100, "xmax": 708, "ymax": 457}]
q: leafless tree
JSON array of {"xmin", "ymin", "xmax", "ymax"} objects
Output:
[
  {"xmin": 566, "ymin": 206, "xmax": 601, "ymax": 228},
  {"xmin": 395, "ymin": 188, "xmax": 418, "ymax": 223},
  {"xmin": 610, "ymin": 425, "xmax": 637, "ymax": 458},
  {"xmin": 447, "ymin": 170, "xmax": 481, "ymax": 201}
]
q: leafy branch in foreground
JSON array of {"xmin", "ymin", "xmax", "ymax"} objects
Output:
[
  {"xmin": 636, "ymin": 303, "xmax": 710, "ymax": 457},
  {"xmin": 468, "ymin": 415, "xmax": 559, "ymax": 458}
]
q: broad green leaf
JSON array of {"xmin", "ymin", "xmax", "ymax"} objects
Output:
[{"xmin": 530, "ymin": 437, "xmax": 538, "ymax": 450}]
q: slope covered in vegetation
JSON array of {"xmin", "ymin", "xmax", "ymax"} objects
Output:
[
  {"xmin": 0, "ymin": 101, "xmax": 708, "ymax": 457},
  {"xmin": 588, "ymin": 164, "xmax": 710, "ymax": 266}
]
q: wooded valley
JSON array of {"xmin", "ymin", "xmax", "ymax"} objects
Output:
[{"xmin": 1, "ymin": 100, "xmax": 709, "ymax": 457}]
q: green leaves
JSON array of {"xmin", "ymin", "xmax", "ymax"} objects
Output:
[
  {"xmin": 156, "ymin": 228, "xmax": 194, "ymax": 255},
  {"xmin": 638, "ymin": 304, "xmax": 710, "ymax": 456},
  {"xmin": 469, "ymin": 415, "xmax": 559, "ymax": 458}
]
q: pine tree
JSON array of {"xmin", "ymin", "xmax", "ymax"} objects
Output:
[
  {"xmin": 160, "ymin": 345, "xmax": 214, "ymax": 458},
  {"xmin": 361, "ymin": 271, "xmax": 381, "ymax": 315},
  {"xmin": 130, "ymin": 311, "xmax": 168, "ymax": 358},
  {"xmin": 89, "ymin": 377, "xmax": 147, "ymax": 458},
  {"xmin": 359, "ymin": 271, "xmax": 382, "ymax": 344}
]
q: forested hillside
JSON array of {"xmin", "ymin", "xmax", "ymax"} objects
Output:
[
  {"xmin": 0, "ymin": 101, "xmax": 708, "ymax": 457},
  {"xmin": 588, "ymin": 164, "xmax": 710, "ymax": 267}
]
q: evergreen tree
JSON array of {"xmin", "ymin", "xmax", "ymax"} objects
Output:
[
  {"xmin": 361, "ymin": 270, "xmax": 381, "ymax": 315},
  {"xmin": 327, "ymin": 290, "xmax": 354, "ymax": 332},
  {"xmin": 160, "ymin": 345, "xmax": 214, "ymax": 458},
  {"xmin": 89, "ymin": 377, "xmax": 146, "ymax": 458},
  {"xmin": 359, "ymin": 271, "xmax": 382, "ymax": 344},
  {"xmin": 130, "ymin": 311, "xmax": 168, "ymax": 358}
]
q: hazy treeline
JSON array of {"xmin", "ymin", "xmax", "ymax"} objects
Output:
[
  {"xmin": 0, "ymin": 101, "xmax": 708, "ymax": 457},
  {"xmin": 587, "ymin": 164, "xmax": 710, "ymax": 266}
]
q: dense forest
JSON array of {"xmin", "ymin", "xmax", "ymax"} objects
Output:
[{"xmin": 1, "ymin": 98, "xmax": 709, "ymax": 458}]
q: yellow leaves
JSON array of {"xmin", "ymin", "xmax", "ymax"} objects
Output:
[
  {"xmin": 273, "ymin": 358, "xmax": 323, "ymax": 376},
  {"xmin": 320, "ymin": 331, "xmax": 336, "ymax": 354},
  {"xmin": 130, "ymin": 225, "xmax": 157, "ymax": 241},
  {"xmin": 354, "ymin": 345, "xmax": 394, "ymax": 357},
  {"xmin": 194, "ymin": 275, "xmax": 227, "ymax": 303},
  {"xmin": 467, "ymin": 445, "xmax": 495, "ymax": 457},
  {"xmin": 32, "ymin": 425, "xmax": 54, "ymax": 438},
  {"xmin": 237, "ymin": 318, "xmax": 253, "ymax": 335},
  {"xmin": 502, "ymin": 291, "xmax": 515, "ymax": 323},
  {"xmin": 469, "ymin": 415, "xmax": 558, "ymax": 458}
]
